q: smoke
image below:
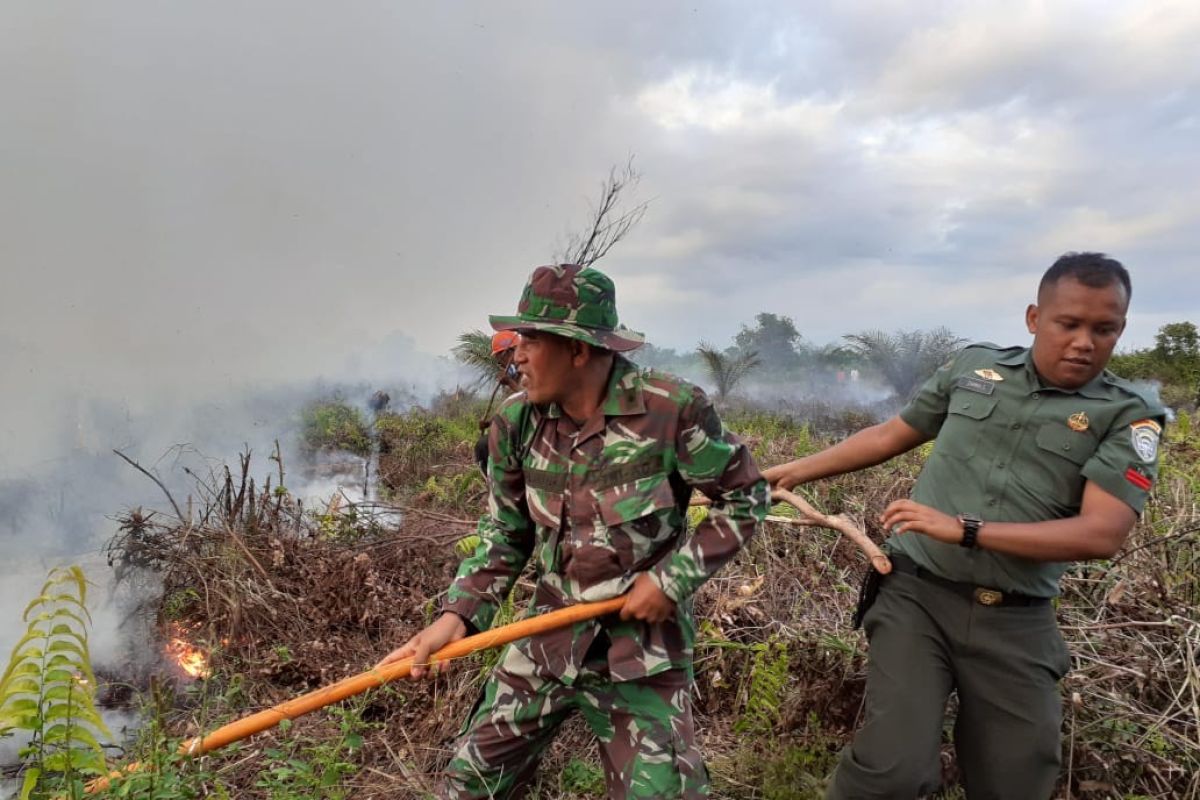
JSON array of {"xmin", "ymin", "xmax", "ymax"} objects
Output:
[{"xmin": 0, "ymin": 332, "xmax": 474, "ymax": 764}]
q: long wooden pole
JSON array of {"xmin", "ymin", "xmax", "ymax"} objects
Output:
[{"xmin": 80, "ymin": 596, "xmax": 627, "ymax": 794}]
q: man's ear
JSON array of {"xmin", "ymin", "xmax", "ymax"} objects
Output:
[
  {"xmin": 1025, "ymin": 303, "xmax": 1038, "ymax": 335},
  {"xmin": 570, "ymin": 339, "xmax": 591, "ymax": 367}
]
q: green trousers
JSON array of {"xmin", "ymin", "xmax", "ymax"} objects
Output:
[
  {"xmin": 827, "ymin": 569, "xmax": 1072, "ymax": 800},
  {"xmin": 445, "ymin": 640, "xmax": 708, "ymax": 799}
]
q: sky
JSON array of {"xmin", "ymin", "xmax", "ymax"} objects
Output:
[{"xmin": 2, "ymin": 0, "xmax": 1198, "ymax": 474}]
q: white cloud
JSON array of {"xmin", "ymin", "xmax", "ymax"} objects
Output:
[{"xmin": 635, "ymin": 68, "xmax": 842, "ymax": 136}]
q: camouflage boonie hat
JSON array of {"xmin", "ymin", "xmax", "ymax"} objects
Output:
[{"xmin": 489, "ymin": 264, "xmax": 645, "ymax": 352}]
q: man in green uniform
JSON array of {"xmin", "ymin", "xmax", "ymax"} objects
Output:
[
  {"xmin": 380, "ymin": 264, "xmax": 769, "ymax": 799},
  {"xmin": 765, "ymin": 253, "xmax": 1165, "ymax": 799}
]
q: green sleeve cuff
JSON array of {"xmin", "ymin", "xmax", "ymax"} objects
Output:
[
  {"xmin": 648, "ymin": 557, "xmax": 694, "ymax": 604},
  {"xmin": 441, "ymin": 589, "xmax": 496, "ymax": 633}
]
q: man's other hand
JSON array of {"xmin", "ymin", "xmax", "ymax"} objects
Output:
[
  {"xmin": 375, "ymin": 612, "xmax": 468, "ymax": 680},
  {"xmin": 762, "ymin": 463, "xmax": 800, "ymax": 491},
  {"xmin": 881, "ymin": 499, "xmax": 962, "ymax": 544},
  {"xmin": 620, "ymin": 573, "xmax": 677, "ymax": 624}
]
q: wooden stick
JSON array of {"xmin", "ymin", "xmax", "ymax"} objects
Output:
[{"xmin": 78, "ymin": 596, "xmax": 627, "ymax": 795}]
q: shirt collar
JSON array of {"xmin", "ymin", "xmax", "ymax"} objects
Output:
[
  {"xmin": 601, "ymin": 355, "xmax": 646, "ymax": 416},
  {"xmin": 544, "ymin": 355, "xmax": 645, "ymax": 420},
  {"xmin": 997, "ymin": 347, "xmax": 1109, "ymax": 398}
]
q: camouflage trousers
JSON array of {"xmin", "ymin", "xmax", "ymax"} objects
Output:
[{"xmin": 444, "ymin": 639, "xmax": 709, "ymax": 799}]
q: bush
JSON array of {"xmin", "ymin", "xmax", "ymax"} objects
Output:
[{"xmin": 299, "ymin": 399, "xmax": 372, "ymax": 457}]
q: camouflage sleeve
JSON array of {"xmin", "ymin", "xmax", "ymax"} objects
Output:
[
  {"xmin": 1081, "ymin": 403, "xmax": 1167, "ymax": 514},
  {"xmin": 898, "ymin": 350, "xmax": 959, "ymax": 437},
  {"xmin": 648, "ymin": 386, "xmax": 769, "ymax": 603},
  {"xmin": 441, "ymin": 405, "xmax": 534, "ymax": 632}
]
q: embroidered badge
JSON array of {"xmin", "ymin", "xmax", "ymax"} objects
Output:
[
  {"xmin": 956, "ymin": 375, "xmax": 996, "ymax": 395},
  {"xmin": 1125, "ymin": 466, "xmax": 1152, "ymax": 491},
  {"xmin": 1130, "ymin": 419, "xmax": 1162, "ymax": 463},
  {"xmin": 974, "ymin": 369, "xmax": 1004, "ymax": 381},
  {"xmin": 1067, "ymin": 412, "xmax": 1090, "ymax": 432}
]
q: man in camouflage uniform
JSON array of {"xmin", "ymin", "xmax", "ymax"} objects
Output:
[
  {"xmin": 380, "ymin": 264, "xmax": 769, "ymax": 799},
  {"xmin": 765, "ymin": 253, "xmax": 1166, "ymax": 799}
]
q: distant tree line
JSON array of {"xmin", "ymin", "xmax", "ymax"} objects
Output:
[
  {"xmin": 1109, "ymin": 321, "xmax": 1200, "ymax": 409},
  {"xmin": 455, "ymin": 310, "xmax": 966, "ymax": 406}
]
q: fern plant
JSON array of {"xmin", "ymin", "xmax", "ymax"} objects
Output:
[
  {"xmin": 0, "ymin": 566, "xmax": 111, "ymax": 799},
  {"xmin": 735, "ymin": 636, "xmax": 790, "ymax": 736}
]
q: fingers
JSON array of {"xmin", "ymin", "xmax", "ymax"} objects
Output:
[
  {"xmin": 761, "ymin": 464, "xmax": 795, "ymax": 490},
  {"xmin": 622, "ymin": 605, "xmax": 669, "ymax": 624},
  {"xmin": 375, "ymin": 639, "xmax": 417, "ymax": 669},
  {"xmin": 409, "ymin": 636, "xmax": 435, "ymax": 680}
]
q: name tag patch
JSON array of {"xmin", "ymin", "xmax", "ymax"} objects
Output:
[
  {"xmin": 956, "ymin": 375, "xmax": 996, "ymax": 395},
  {"xmin": 1130, "ymin": 419, "xmax": 1162, "ymax": 463}
]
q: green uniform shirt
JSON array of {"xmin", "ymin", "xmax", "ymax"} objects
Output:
[
  {"xmin": 895, "ymin": 343, "xmax": 1166, "ymax": 597},
  {"xmin": 443, "ymin": 355, "xmax": 769, "ymax": 682}
]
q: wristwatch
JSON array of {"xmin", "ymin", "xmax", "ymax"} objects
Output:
[{"xmin": 958, "ymin": 513, "xmax": 983, "ymax": 549}]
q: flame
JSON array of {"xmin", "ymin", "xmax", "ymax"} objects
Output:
[{"xmin": 166, "ymin": 623, "xmax": 211, "ymax": 679}]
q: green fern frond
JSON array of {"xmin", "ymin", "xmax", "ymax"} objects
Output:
[
  {"xmin": 0, "ymin": 565, "xmax": 112, "ymax": 797},
  {"xmin": 735, "ymin": 636, "xmax": 790, "ymax": 736}
]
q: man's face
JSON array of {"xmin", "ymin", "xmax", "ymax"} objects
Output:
[
  {"xmin": 1027, "ymin": 277, "xmax": 1127, "ymax": 389},
  {"xmin": 512, "ymin": 330, "xmax": 576, "ymax": 404},
  {"xmin": 493, "ymin": 348, "xmax": 519, "ymax": 388}
]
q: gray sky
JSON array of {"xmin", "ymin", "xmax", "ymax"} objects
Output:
[{"xmin": 3, "ymin": 0, "xmax": 1199, "ymax": 473}]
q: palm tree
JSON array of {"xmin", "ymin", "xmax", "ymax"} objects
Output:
[
  {"xmin": 843, "ymin": 327, "xmax": 965, "ymax": 400},
  {"xmin": 696, "ymin": 343, "xmax": 761, "ymax": 404},
  {"xmin": 453, "ymin": 330, "xmax": 504, "ymax": 389}
]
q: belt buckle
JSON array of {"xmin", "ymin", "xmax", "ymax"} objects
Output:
[{"xmin": 974, "ymin": 587, "xmax": 1003, "ymax": 606}]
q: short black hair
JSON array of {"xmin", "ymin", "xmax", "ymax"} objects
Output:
[{"xmin": 1038, "ymin": 252, "xmax": 1131, "ymax": 304}]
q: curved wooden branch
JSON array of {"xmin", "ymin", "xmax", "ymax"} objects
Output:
[
  {"xmin": 691, "ymin": 490, "xmax": 891, "ymax": 574},
  {"xmin": 769, "ymin": 488, "xmax": 891, "ymax": 574}
]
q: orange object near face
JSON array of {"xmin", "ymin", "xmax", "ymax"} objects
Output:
[{"xmin": 490, "ymin": 330, "xmax": 519, "ymax": 355}]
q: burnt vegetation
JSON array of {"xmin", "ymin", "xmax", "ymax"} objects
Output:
[{"xmin": 87, "ymin": 369, "xmax": 1200, "ymax": 798}]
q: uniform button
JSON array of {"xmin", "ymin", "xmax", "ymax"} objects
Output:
[
  {"xmin": 1011, "ymin": 423, "xmax": 1021, "ymax": 430},
  {"xmin": 1062, "ymin": 444, "xmax": 1071, "ymax": 451},
  {"xmin": 996, "ymin": 463, "xmax": 1005, "ymax": 469},
  {"xmin": 962, "ymin": 402, "xmax": 971, "ymax": 409},
  {"xmin": 987, "ymin": 498, "xmax": 997, "ymax": 506},
  {"xmin": 1032, "ymin": 392, "xmax": 1040, "ymax": 399}
]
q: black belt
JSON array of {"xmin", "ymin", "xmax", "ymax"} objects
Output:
[{"xmin": 887, "ymin": 553, "xmax": 1051, "ymax": 608}]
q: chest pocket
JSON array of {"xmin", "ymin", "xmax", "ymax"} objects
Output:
[
  {"xmin": 590, "ymin": 456, "xmax": 680, "ymax": 574},
  {"xmin": 1034, "ymin": 422, "xmax": 1098, "ymax": 466},
  {"xmin": 523, "ymin": 467, "xmax": 565, "ymax": 530},
  {"xmin": 936, "ymin": 390, "xmax": 1000, "ymax": 460}
]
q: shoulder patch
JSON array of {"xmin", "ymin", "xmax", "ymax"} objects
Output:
[{"xmin": 1130, "ymin": 419, "xmax": 1162, "ymax": 463}]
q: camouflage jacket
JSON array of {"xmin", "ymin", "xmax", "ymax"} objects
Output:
[{"xmin": 442, "ymin": 355, "xmax": 769, "ymax": 683}]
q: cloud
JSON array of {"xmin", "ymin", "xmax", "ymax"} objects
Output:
[{"xmin": 2, "ymin": 0, "xmax": 1197, "ymax": 477}]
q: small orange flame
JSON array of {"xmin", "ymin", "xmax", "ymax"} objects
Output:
[{"xmin": 165, "ymin": 623, "xmax": 211, "ymax": 679}]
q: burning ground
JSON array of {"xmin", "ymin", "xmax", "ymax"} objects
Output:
[{"xmin": 13, "ymin": 393, "xmax": 1200, "ymax": 799}]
